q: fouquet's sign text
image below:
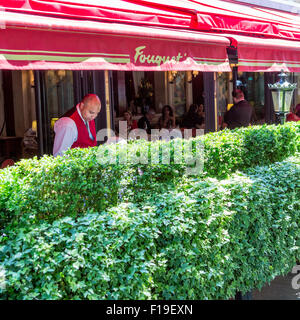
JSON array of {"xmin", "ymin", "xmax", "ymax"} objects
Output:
[{"xmin": 134, "ymin": 45, "xmax": 187, "ymax": 66}]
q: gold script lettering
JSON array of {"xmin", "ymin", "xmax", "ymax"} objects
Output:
[{"xmin": 134, "ymin": 46, "xmax": 186, "ymax": 66}]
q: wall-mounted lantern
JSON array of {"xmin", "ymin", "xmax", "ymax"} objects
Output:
[{"xmin": 268, "ymin": 70, "xmax": 297, "ymax": 124}]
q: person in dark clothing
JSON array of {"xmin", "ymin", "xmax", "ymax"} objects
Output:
[
  {"xmin": 137, "ymin": 108, "xmax": 155, "ymax": 134},
  {"xmin": 223, "ymin": 89, "xmax": 254, "ymax": 129},
  {"xmin": 158, "ymin": 105, "xmax": 176, "ymax": 130},
  {"xmin": 181, "ymin": 103, "xmax": 204, "ymax": 129}
]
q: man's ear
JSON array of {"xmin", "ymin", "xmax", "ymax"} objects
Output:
[{"xmin": 79, "ymin": 102, "xmax": 84, "ymax": 110}]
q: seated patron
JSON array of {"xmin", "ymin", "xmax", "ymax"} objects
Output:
[
  {"xmin": 159, "ymin": 105, "xmax": 176, "ymax": 130},
  {"xmin": 181, "ymin": 104, "xmax": 204, "ymax": 129},
  {"xmin": 138, "ymin": 108, "xmax": 156, "ymax": 134},
  {"xmin": 198, "ymin": 104, "xmax": 205, "ymax": 119},
  {"xmin": 123, "ymin": 110, "xmax": 138, "ymax": 131}
]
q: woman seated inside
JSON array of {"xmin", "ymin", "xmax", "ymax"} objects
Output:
[
  {"xmin": 123, "ymin": 110, "xmax": 138, "ymax": 132},
  {"xmin": 181, "ymin": 104, "xmax": 204, "ymax": 129},
  {"xmin": 159, "ymin": 105, "xmax": 176, "ymax": 130},
  {"xmin": 198, "ymin": 103, "xmax": 205, "ymax": 120}
]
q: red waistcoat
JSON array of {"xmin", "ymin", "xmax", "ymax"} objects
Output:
[{"xmin": 64, "ymin": 107, "xmax": 97, "ymax": 149}]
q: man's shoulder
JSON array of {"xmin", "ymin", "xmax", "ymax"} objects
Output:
[
  {"xmin": 138, "ymin": 116, "xmax": 146, "ymax": 123},
  {"xmin": 238, "ymin": 100, "xmax": 252, "ymax": 108},
  {"xmin": 54, "ymin": 117, "xmax": 76, "ymax": 131},
  {"xmin": 61, "ymin": 106, "xmax": 77, "ymax": 118}
]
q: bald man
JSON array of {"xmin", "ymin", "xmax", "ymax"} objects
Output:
[{"xmin": 53, "ymin": 94, "xmax": 101, "ymax": 157}]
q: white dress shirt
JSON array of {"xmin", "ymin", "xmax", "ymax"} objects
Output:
[{"xmin": 53, "ymin": 104, "xmax": 94, "ymax": 157}]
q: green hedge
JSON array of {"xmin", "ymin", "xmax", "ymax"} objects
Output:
[
  {"xmin": 152, "ymin": 155, "xmax": 300, "ymax": 299},
  {"xmin": 1, "ymin": 155, "xmax": 299, "ymax": 299},
  {"xmin": 0, "ymin": 122, "xmax": 299, "ymax": 230}
]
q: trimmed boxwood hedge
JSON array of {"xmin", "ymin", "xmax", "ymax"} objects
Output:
[
  {"xmin": 0, "ymin": 122, "xmax": 299, "ymax": 230},
  {"xmin": 0, "ymin": 122, "xmax": 299, "ymax": 299},
  {"xmin": 0, "ymin": 155, "xmax": 299, "ymax": 300}
]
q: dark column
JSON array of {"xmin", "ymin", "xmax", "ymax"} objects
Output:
[
  {"xmin": 91, "ymin": 70, "xmax": 106, "ymax": 131},
  {"xmin": 82, "ymin": 71, "xmax": 91, "ymax": 96},
  {"xmin": 226, "ymin": 45, "xmax": 238, "ymax": 94},
  {"xmin": 232, "ymin": 66, "xmax": 238, "ymax": 92},
  {"xmin": 91, "ymin": 70, "xmax": 114, "ymax": 141},
  {"xmin": 2, "ymin": 71, "xmax": 15, "ymax": 136},
  {"xmin": 108, "ymin": 70, "xmax": 115, "ymax": 132},
  {"xmin": 192, "ymin": 72, "xmax": 204, "ymax": 105},
  {"xmin": 125, "ymin": 71, "xmax": 135, "ymax": 112},
  {"xmin": 34, "ymin": 71, "xmax": 44, "ymax": 156},
  {"xmin": 203, "ymin": 72, "xmax": 217, "ymax": 133},
  {"xmin": 73, "ymin": 71, "xmax": 83, "ymax": 103},
  {"xmin": 34, "ymin": 71, "xmax": 52, "ymax": 156},
  {"xmin": 74, "ymin": 70, "xmax": 104, "ymax": 102},
  {"xmin": 144, "ymin": 71, "xmax": 155, "ymax": 109},
  {"xmin": 73, "ymin": 70, "xmax": 93, "ymax": 102},
  {"xmin": 116, "ymin": 72, "xmax": 127, "ymax": 117},
  {"xmin": 112, "ymin": 71, "xmax": 119, "ymax": 117},
  {"xmin": 264, "ymin": 72, "xmax": 275, "ymax": 124}
]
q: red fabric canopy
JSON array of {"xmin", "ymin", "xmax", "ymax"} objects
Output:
[
  {"xmin": 227, "ymin": 35, "xmax": 300, "ymax": 72},
  {"xmin": 1, "ymin": 0, "xmax": 300, "ymax": 40},
  {"xmin": 0, "ymin": 0, "xmax": 300, "ymax": 71},
  {"xmin": 0, "ymin": 12, "xmax": 231, "ymax": 71}
]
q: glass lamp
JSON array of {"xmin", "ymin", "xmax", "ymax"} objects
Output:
[{"xmin": 268, "ymin": 70, "xmax": 297, "ymax": 124}]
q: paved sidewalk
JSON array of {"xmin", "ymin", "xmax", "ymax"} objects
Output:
[{"xmin": 252, "ymin": 266, "xmax": 300, "ymax": 300}]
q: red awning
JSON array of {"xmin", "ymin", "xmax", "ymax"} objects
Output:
[
  {"xmin": 134, "ymin": 0, "xmax": 300, "ymax": 41},
  {"xmin": 0, "ymin": 11, "xmax": 231, "ymax": 71},
  {"xmin": 1, "ymin": 1, "xmax": 300, "ymax": 40},
  {"xmin": 1, "ymin": 0, "xmax": 300, "ymax": 41},
  {"xmin": 0, "ymin": 0, "xmax": 194, "ymax": 30},
  {"xmin": 225, "ymin": 34, "xmax": 300, "ymax": 72},
  {"xmin": 0, "ymin": 1, "xmax": 300, "ymax": 71}
]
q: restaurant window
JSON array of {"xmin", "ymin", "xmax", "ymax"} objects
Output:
[
  {"xmin": 45, "ymin": 70, "xmax": 74, "ymax": 119},
  {"xmin": 217, "ymin": 72, "xmax": 231, "ymax": 130},
  {"xmin": 191, "ymin": 71, "xmax": 204, "ymax": 108},
  {"xmin": 171, "ymin": 71, "xmax": 187, "ymax": 119},
  {"xmin": 0, "ymin": 71, "xmax": 37, "ymax": 166},
  {"xmin": 112, "ymin": 70, "xmax": 204, "ymax": 134},
  {"xmin": 113, "ymin": 71, "xmax": 164, "ymax": 132},
  {"xmin": 44, "ymin": 70, "xmax": 74, "ymax": 152}
]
